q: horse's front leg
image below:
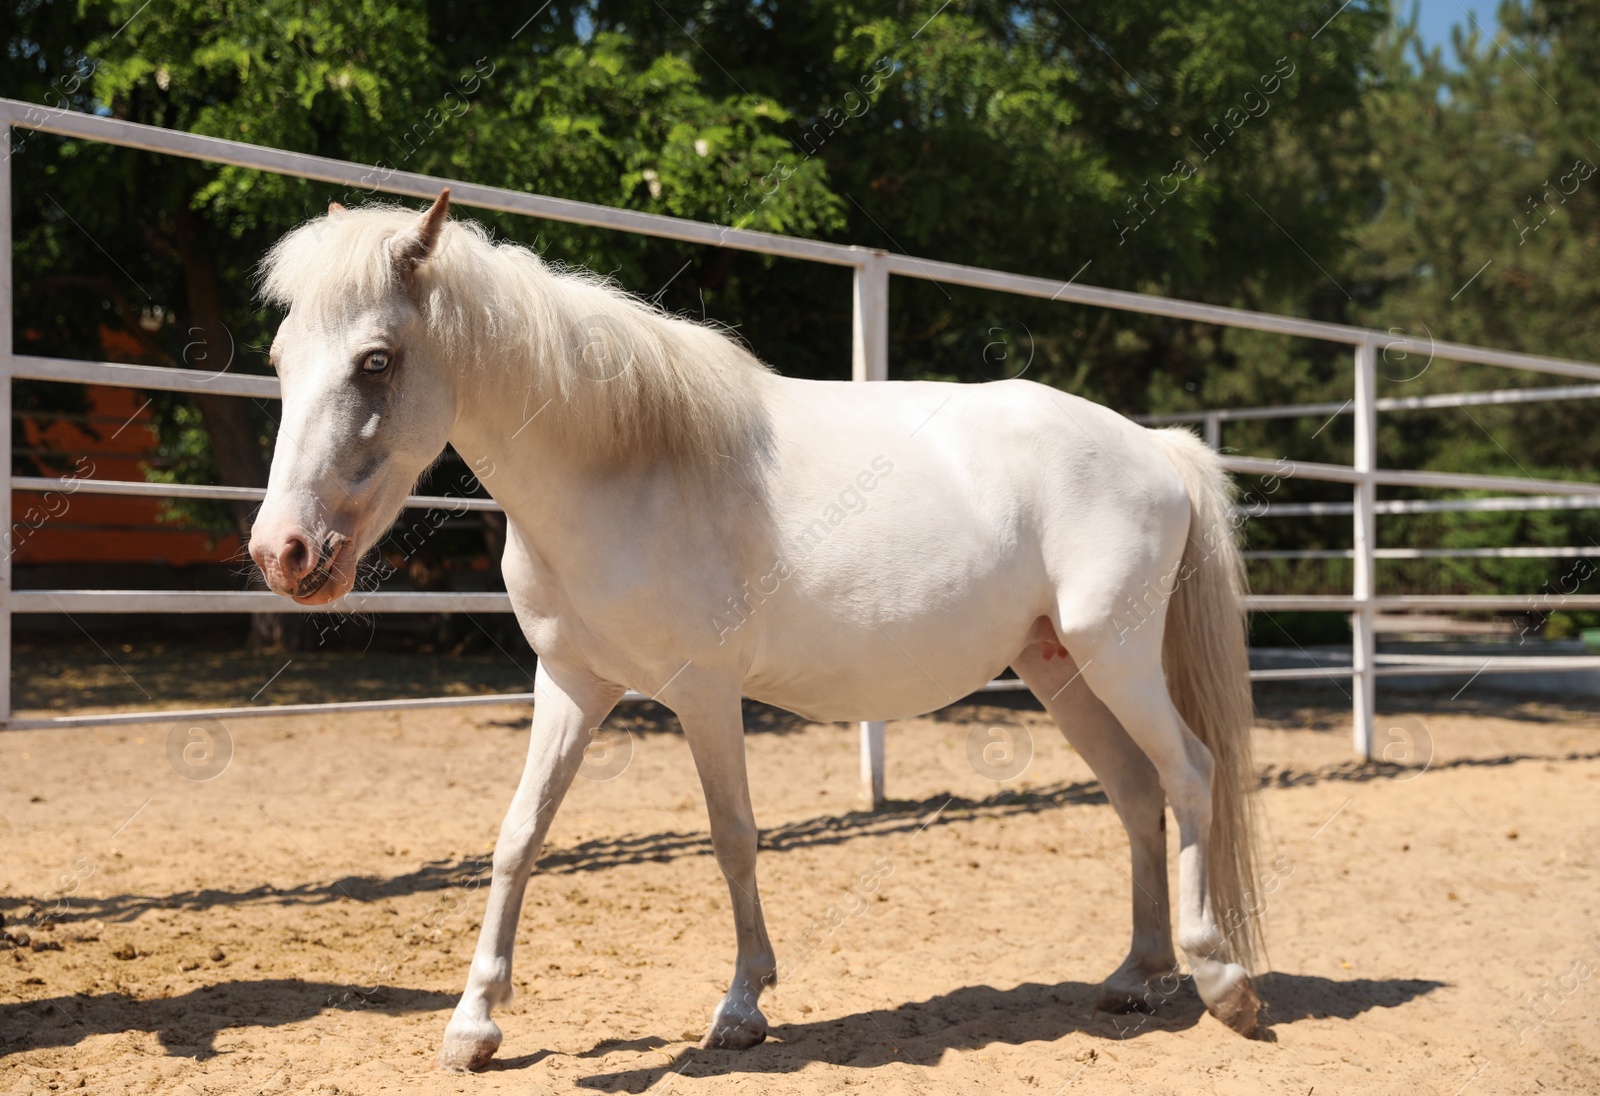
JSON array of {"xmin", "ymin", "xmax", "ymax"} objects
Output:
[
  {"xmin": 676, "ymin": 686, "xmax": 776, "ymax": 1049},
  {"xmin": 438, "ymin": 664, "xmax": 621, "ymax": 1072}
]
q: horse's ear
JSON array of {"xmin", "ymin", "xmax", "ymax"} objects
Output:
[
  {"xmin": 389, "ymin": 188, "xmax": 451, "ymax": 276},
  {"xmin": 328, "ymin": 200, "xmax": 347, "ymax": 215}
]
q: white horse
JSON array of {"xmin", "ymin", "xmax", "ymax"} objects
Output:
[{"xmin": 248, "ymin": 191, "xmax": 1264, "ymax": 1070}]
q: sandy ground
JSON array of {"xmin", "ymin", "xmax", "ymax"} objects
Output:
[{"xmin": 2, "ymin": 688, "xmax": 1598, "ymax": 1095}]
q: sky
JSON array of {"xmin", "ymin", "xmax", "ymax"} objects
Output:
[{"xmin": 1409, "ymin": 0, "xmax": 1510, "ymax": 55}]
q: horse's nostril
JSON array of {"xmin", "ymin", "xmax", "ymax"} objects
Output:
[{"xmin": 280, "ymin": 533, "xmax": 314, "ymax": 579}]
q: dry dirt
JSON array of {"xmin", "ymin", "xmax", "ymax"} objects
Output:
[{"xmin": 2, "ymin": 688, "xmax": 1598, "ymax": 1095}]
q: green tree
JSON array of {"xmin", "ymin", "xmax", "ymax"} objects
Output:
[
  {"xmin": 572, "ymin": 0, "xmax": 1387, "ymax": 404},
  {"xmin": 10, "ymin": 1, "xmax": 1433, "ymax": 646},
  {"xmin": 1346, "ymin": 2, "xmax": 1600, "ymax": 610},
  {"xmin": 6, "ymin": 0, "xmax": 840, "ymax": 647}
]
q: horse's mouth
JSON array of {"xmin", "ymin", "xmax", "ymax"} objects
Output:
[{"xmin": 293, "ymin": 537, "xmax": 344, "ymax": 598}]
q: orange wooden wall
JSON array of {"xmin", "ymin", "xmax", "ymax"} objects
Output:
[{"xmin": 13, "ymin": 384, "xmax": 243, "ymax": 567}]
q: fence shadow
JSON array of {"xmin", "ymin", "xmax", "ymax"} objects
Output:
[
  {"xmin": 0, "ymin": 978, "xmax": 453, "ymax": 1060},
  {"xmin": 569, "ymin": 973, "xmax": 1444, "ymax": 1089},
  {"xmin": 0, "ymin": 781, "xmax": 1109, "ymax": 925},
  {"xmin": 1255, "ymin": 687, "xmax": 1600, "ymax": 728},
  {"xmin": 1258, "ymin": 748, "xmax": 1600, "ymax": 789},
  {"xmin": 7, "ymin": 738, "xmax": 1594, "ymax": 926}
]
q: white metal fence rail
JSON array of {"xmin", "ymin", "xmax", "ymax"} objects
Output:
[{"xmin": 5, "ymin": 98, "xmax": 1600, "ymax": 791}]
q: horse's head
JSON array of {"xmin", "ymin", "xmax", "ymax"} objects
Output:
[{"xmin": 250, "ymin": 190, "xmax": 459, "ymax": 604}]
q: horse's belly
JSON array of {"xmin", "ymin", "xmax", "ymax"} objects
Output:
[
  {"xmin": 740, "ymin": 583, "xmax": 1040, "ymax": 723},
  {"xmin": 743, "ymin": 669, "xmax": 995, "ymax": 723}
]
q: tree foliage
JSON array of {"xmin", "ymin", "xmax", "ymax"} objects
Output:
[{"xmin": 6, "ymin": 0, "xmax": 1600, "ymax": 635}]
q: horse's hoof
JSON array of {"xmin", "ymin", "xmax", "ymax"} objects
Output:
[
  {"xmin": 1202, "ymin": 968, "xmax": 1261, "ymax": 1038},
  {"xmin": 1094, "ymin": 979, "xmax": 1160, "ymax": 1014},
  {"xmin": 438, "ymin": 1036, "xmax": 499, "ymax": 1072},
  {"xmin": 1094, "ymin": 958, "xmax": 1182, "ymax": 1015},
  {"xmin": 437, "ymin": 1021, "xmax": 502, "ymax": 1072},
  {"xmin": 700, "ymin": 1011, "xmax": 768, "ymax": 1049},
  {"xmin": 699, "ymin": 1008, "xmax": 768, "ymax": 1049}
]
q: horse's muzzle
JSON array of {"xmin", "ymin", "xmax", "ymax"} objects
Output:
[{"xmin": 292, "ymin": 536, "xmax": 342, "ymax": 598}]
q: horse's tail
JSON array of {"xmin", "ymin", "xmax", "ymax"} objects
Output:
[{"xmin": 1151, "ymin": 427, "xmax": 1262, "ymax": 972}]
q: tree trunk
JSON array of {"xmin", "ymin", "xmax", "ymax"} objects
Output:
[{"xmin": 173, "ymin": 208, "xmax": 302, "ymax": 652}]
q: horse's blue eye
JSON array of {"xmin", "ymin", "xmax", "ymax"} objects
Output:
[{"xmin": 361, "ymin": 351, "xmax": 392, "ymax": 375}]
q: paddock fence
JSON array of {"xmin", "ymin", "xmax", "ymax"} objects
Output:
[{"xmin": 6, "ymin": 98, "xmax": 1600, "ymax": 804}]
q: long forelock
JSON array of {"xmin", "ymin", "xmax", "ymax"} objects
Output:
[{"xmin": 257, "ymin": 204, "xmax": 773, "ymax": 471}]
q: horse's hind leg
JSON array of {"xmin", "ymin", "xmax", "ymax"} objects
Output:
[
  {"xmin": 1013, "ymin": 637, "xmax": 1178, "ymax": 1013},
  {"xmin": 439, "ymin": 663, "xmax": 622, "ymax": 1072},
  {"xmin": 1060, "ymin": 622, "xmax": 1260, "ymax": 1036}
]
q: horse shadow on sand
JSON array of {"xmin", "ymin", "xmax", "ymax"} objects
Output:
[
  {"xmin": 562, "ymin": 973, "xmax": 1444, "ymax": 1090},
  {"xmin": 0, "ymin": 978, "xmax": 453, "ymax": 1061},
  {"xmin": 0, "ymin": 970, "xmax": 1439, "ymax": 1072}
]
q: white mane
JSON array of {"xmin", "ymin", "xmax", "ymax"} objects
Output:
[{"xmin": 258, "ymin": 204, "xmax": 772, "ymax": 470}]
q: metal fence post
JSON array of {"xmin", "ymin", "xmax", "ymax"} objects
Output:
[
  {"xmin": 0, "ymin": 126, "xmax": 13, "ymax": 727},
  {"xmin": 853, "ymin": 251, "xmax": 889, "ymax": 806},
  {"xmin": 852, "ymin": 251, "xmax": 889, "ymax": 384},
  {"xmin": 1352, "ymin": 339, "xmax": 1378, "ymax": 758},
  {"xmin": 1202, "ymin": 411, "xmax": 1222, "ymax": 451}
]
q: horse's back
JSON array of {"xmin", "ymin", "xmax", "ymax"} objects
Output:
[{"xmin": 761, "ymin": 374, "xmax": 1188, "ymax": 566}]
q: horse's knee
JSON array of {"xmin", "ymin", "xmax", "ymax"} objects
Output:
[
  {"xmin": 490, "ymin": 801, "xmax": 552, "ymax": 874},
  {"xmin": 710, "ymin": 817, "xmax": 760, "ymax": 875},
  {"xmin": 488, "ymin": 839, "xmax": 536, "ymax": 883}
]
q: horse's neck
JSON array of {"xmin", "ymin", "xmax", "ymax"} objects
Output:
[
  {"xmin": 448, "ymin": 375, "xmax": 671, "ymax": 559},
  {"xmin": 448, "ymin": 353, "xmax": 767, "ymax": 574},
  {"xmin": 450, "ymin": 374, "xmax": 569, "ymax": 520}
]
